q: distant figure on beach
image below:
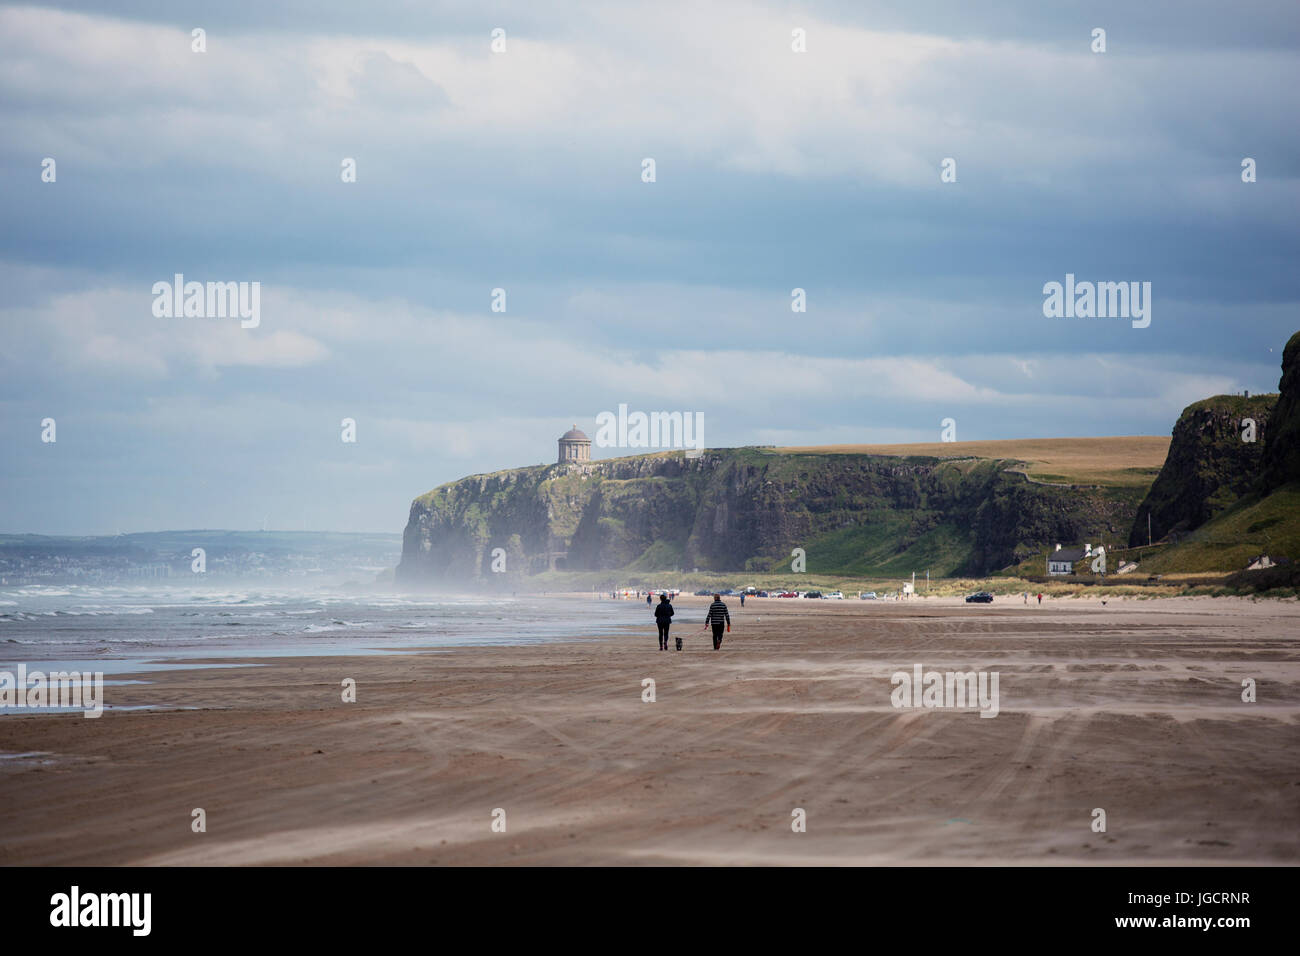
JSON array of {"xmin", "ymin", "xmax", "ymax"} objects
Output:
[
  {"xmin": 706, "ymin": 593, "xmax": 731, "ymax": 650},
  {"xmin": 647, "ymin": 593, "xmax": 652, "ymax": 606},
  {"xmin": 740, "ymin": 592, "xmax": 745, "ymax": 607},
  {"xmin": 1023, "ymin": 591, "xmax": 1028, "ymax": 604},
  {"xmin": 1037, "ymin": 592, "xmax": 1043, "ymax": 605},
  {"xmin": 654, "ymin": 593, "xmax": 674, "ymax": 651}
]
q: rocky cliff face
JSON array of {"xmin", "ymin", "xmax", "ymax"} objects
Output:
[
  {"xmin": 1258, "ymin": 330, "xmax": 1300, "ymax": 493},
  {"xmin": 1128, "ymin": 394, "xmax": 1276, "ymax": 547},
  {"xmin": 398, "ymin": 448, "xmax": 1142, "ymax": 585}
]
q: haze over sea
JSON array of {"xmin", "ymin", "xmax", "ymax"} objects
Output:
[{"xmin": 0, "ymin": 584, "xmax": 636, "ymax": 681}]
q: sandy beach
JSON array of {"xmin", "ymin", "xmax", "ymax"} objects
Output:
[{"xmin": 1, "ymin": 594, "xmax": 1297, "ymax": 866}]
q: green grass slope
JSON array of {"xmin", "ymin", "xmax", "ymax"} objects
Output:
[{"xmin": 1140, "ymin": 482, "xmax": 1300, "ymax": 573}]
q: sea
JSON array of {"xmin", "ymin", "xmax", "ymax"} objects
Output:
[{"xmin": 0, "ymin": 583, "xmax": 647, "ymax": 710}]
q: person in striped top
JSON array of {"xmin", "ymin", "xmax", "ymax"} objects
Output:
[{"xmin": 705, "ymin": 594, "xmax": 731, "ymax": 650}]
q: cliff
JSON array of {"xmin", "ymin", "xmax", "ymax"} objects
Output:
[
  {"xmin": 1258, "ymin": 330, "xmax": 1300, "ymax": 493},
  {"xmin": 1128, "ymin": 394, "xmax": 1276, "ymax": 547},
  {"xmin": 1136, "ymin": 329, "xmax": 1300, "ymax": 574},
  {"xmin": 397, "ymin": 448, "xmax": 1144, "ymax": 585}
]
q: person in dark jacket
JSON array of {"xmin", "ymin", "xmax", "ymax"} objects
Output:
[
  {"xmin": 705, "ymin": 594, "xmax": 730, "ymax": 650},
  {"xmin": 654, "ymin": 593, "xmax": 674, "ymax": 651}
]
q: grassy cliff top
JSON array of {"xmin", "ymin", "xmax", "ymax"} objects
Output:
[
  {"xmin": 1179, "ymin": 393, "xmax": 1278, "ymax": 416},
  {"xmin": 774, "ymin": 436, "xmax": 1170, "ymax": 487},
  {"xmin": 413, "ymin": 436, "xmax": 1172, "ymax": 500}
]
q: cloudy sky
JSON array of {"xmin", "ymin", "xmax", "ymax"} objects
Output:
[{"xmin": 1, "ymin": 0, "xmax": 1297, "ymax": 534}]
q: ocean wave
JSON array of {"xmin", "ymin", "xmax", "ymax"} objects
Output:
[
  {"xmin": 4, "ymin": 608, "xmax": 152, "ymax": 619},
  {"xmin": 301, "ymin": 620, "xmax": 377, "ymax": 633},
  {"xmin": 1, "ymin": 636, "xmax": 100, "ymax": 645}
]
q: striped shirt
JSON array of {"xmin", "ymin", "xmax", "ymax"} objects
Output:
[{"xmin": 705, "ymin": 600, "xmax": 730, "ymax": 627}]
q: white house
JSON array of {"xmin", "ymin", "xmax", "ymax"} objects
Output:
[{"xmin": 1047, "ymin": 543, "xmax": 1091, "ymax": 576}]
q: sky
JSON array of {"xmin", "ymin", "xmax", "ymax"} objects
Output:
[{"xmin": 1, "ymin": 0, "xmax": 1297, "ymax": 534}]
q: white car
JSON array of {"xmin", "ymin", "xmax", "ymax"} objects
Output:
[
  {"xmin": 860, "ymin": 591, "xmax": 878, "ymax": 600},
  {"xmin": 826, "ymin": 591, "xmax": 844, "ymax": 600}
]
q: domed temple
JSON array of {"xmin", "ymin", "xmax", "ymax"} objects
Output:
[{"xmin": 557, "ymin": 425, "xmax": 591, "ymax": 464}]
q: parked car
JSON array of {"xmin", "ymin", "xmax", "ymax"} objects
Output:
[
  {"xmin": 694, "ymin": 589, "xmax": 713, "ymax": 596},
  {"xmin": 777, "ymin": 591, "xmax": 799, "ymax": 598},
  {"xmin": 804, "ymin": 591, "xmax": 823, "ymax": 599},
  {"xmin": 756, "ymin": 590, "xmax": 770, "ymax": 597},
  {"xmin": 826, "ymin": 591, "xmax": 844, "ymax": 600},
  {"xmin": 965, "ymin": 592, "xmax": 994, "ymax": 604},
  {"xmin": 860, "ymin": 591, "xmax": 878, "ymax": 600}
]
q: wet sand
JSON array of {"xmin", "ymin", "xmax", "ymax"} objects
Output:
[{"xmin": 1, "ymin": 595, "xmax": 1297, "ymax": 865}]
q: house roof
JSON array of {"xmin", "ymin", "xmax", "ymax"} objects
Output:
[
  {"xmin": 1051, "ymin": 548, "xmax": 1088, "ymax": 562},
  {"xmin": 560, "ymin": 425, "xmax": 590, "ymax": 442}
]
